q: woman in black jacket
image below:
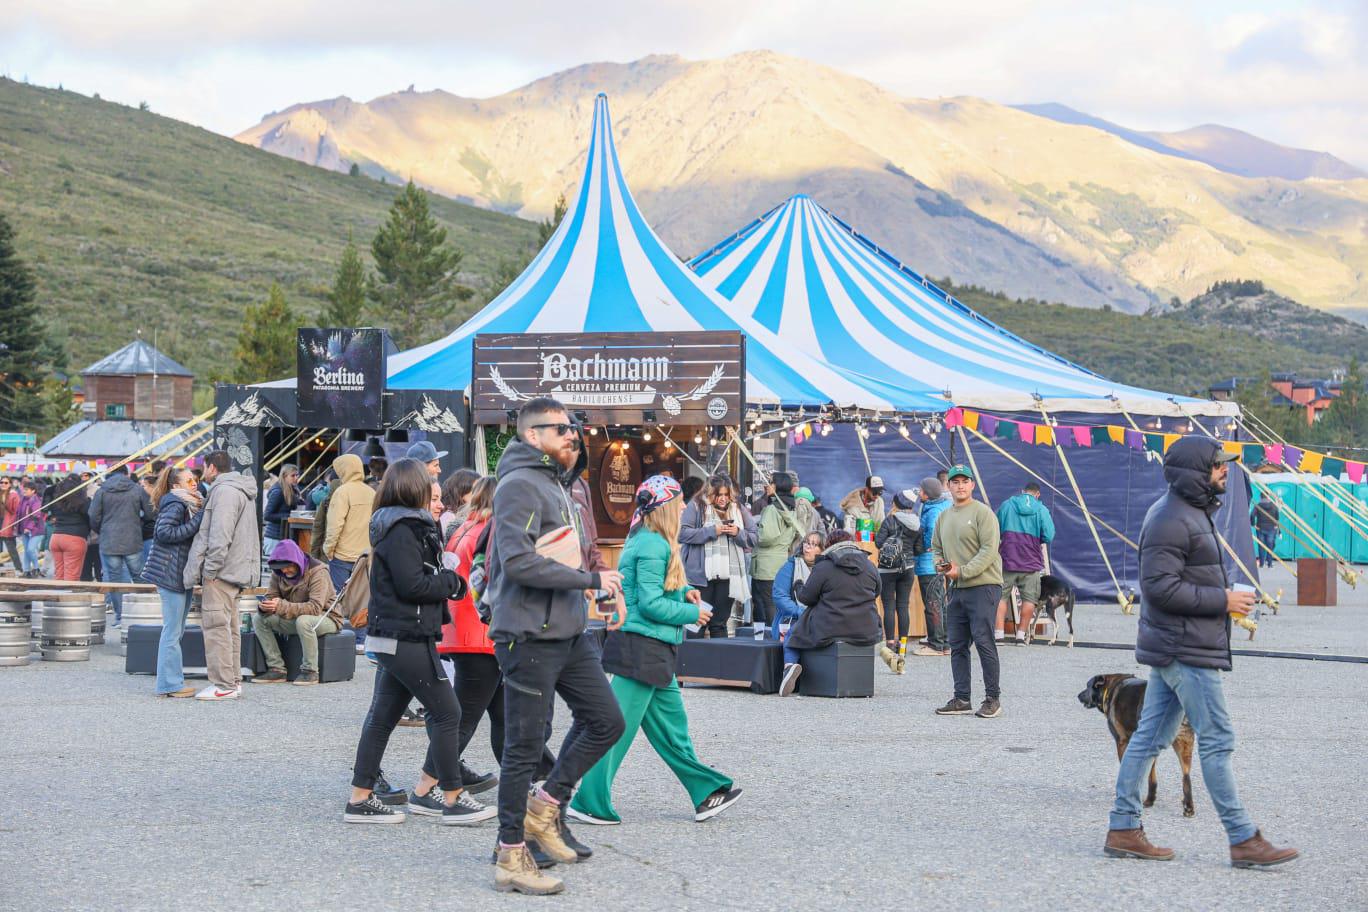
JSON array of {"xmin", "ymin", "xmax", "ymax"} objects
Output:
[
  {"xmin": 779, "ymin": 530, "xmax": 882, "ymax": 696},
  {"xmin": 140, "ymin": 467, "xmax": 204, "ymax": 697},
  {"xmin": 346, "ymin": 458, "xmax": 495, "ymax": 827}
]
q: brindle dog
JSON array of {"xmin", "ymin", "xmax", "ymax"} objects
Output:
[{"xmin": 1079, "ymin": 673, "xmax": 1195, "ymax": 817}]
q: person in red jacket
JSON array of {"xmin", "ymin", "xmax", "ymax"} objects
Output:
[{"xmin": 438, "ymin": 477, "xmax": 555, "ymax": 797}]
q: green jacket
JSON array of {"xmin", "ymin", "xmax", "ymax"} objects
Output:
[
  {"xmin": 753, "ymin": 500, "xmax": 802, "ymax": 581},
  {"xmin": 619, "ymin": 528, "xmax": 698, "ymax": 645},
  {"xmin": 930, "ymin": 500, "xmax": 1003, "ymax": 588}
]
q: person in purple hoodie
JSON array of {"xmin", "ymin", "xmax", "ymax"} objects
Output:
[
  {"xmin": 16, "ymin": 479, "xmax": 46, "ymax": 577},
  {"xmin": 994, "ymin": 483, "xmax": 1055, "ymax": 645},
  {"xmin": 253, "ymin": 539, "xmax": 338, "ymax": 686}
]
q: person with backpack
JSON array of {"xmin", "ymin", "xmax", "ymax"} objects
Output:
[
  {"xmin": 751, "ymin": 473, "xmax": 803, "ymax": 628},
  {"xmin": 874, "ymin": 489, "xmax": 924, "ymax": 672}
]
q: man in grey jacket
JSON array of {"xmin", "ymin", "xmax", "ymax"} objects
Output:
[
  {"xmin": 88, "ymin": 466, "xmax": 152, "ymax": 624},
  {"xmin": 486, "ymin": 397, "xmax": 625, "ymax": 894},
  {"xmin": 183, "ymin": 451, "xmax": 260, "ymax": 702}
]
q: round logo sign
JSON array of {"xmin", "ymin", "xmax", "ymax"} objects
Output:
[{"xmin": 706, "ymin": 397, "xmax": 729, "ymax": 420}]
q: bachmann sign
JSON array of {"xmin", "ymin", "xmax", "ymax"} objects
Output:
[
  {"xmin": 472, "ymin": 331, "xmax": 745, "ymax": 425},
  {"xmin": 296, "ymin": 327, "xmax": 387, "ymax": 428}
]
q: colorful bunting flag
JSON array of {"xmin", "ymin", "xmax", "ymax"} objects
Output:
[
  {"xmin": 1321, "ymin": 457, "xmax": 1345, "ymax": 479},
  {"xmin": 1242, "ymin": 444, "xmax": 1265, "ymax": 468},
  {"xmin": 980, "ymin": 415, "xmax": 998, "ymax": 436},
  {"xmin": 1108, "ymin": 426, "xmax": 1126, "ymax": 445},
  {"xmin": 1144, "ymin": 433, "xmax": 1165, "ymax": 455},
  {"xmin": 1266, "ymin": 444, "xmax": 1284, "ymax": 466},
  {"xmin": 1035, "ymin": 424, "xmax": 1054, "ymax": 446},
  {"xmin": 944, "ymin": 407, "xmax": 964, "ymax": 429},
  {"xmin": 1164, "ymin": 434, "xmax": 1181, "ymax": 452},
  {"xmin": 1018, "ymin": 422, "xmax": 1034, "ymax": 444},
  {"xmin": 1090, "ymin": 427, "xmax": 1110, "ymax": 447},
  {"xmin": 964, "ymin": 410, "xmax": 980, "ymax": 431},
  {"xmin": 996, "ymin": 419, "xmax": 1018, "ymax": 440},
  {"xmin": 1075, "ymin": 427, "xmax": 1092, "ymax": 447},
  {"xmin": 1125, "ymin": 430, "xmax": 1143, "ymax": 449},
  {"xmin": 1349, "ymin": 462, "xmax": 1366, "ymax": 484}
]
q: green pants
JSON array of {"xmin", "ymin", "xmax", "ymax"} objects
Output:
[
  {"xmin": 570, "ymin": 674, "xmax": 731, "ymax": 822},
  {"xmin": 254, "ymin": 613, "xmax": 339, "ymax": 672}
]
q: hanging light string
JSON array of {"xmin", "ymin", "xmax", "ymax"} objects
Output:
[
  {"xmin": 1235, "ymin": 409, "xmax": 1368, "ymax": 528},
  {"xmin": 654, "ymin": 425, "xmax": 713, "ymax": 478}
]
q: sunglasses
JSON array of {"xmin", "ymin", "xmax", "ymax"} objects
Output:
[{"xmin": 529, "ymin": 422, "xmax": 580, "ymax": 437}]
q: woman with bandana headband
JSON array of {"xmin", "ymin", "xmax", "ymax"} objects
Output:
[{"xmin": 568, "ymin": 475, "xmax": 742, "ymax": 826}]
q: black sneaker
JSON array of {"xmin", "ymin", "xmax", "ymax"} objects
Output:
[
  {"xmin": 976, "ymin": 697, "xmax": 1003, "ymax": 718},
  {"xmin": 254, "ymin": 668, "xmax": 287, "ymax": 684},
  {"xmin": 443, "ymin": 790, "xmax": 497, "ymax": 827},
  {"xmin": 373, "ymin": 770, "xmax": 408, "ymax": 806},
  {"xmin": 491, "ymin": 840, "xmax": 558, "ymax": 869},
  {"xmin": 397, "ymin": 707, "xmax": 427, "ymax": 728},
  {"xmin": 935, "ymin": 697, "xmax": 974, "ymax": 715},
  {"xmin": 558, "ymin": 804, "xmax": 593, "ymax": 859},
  {"xmin": 292, "ymin": 669, "xmax": 320, "ymax": 686},
  {"xmin": 779, "ymin": 663, "xmax": 802, "ymax": 697},
  {"xmin": 409, "ymin": 786, "xmax": 446, "ymax": 817},
  {"xmin": 344, "ymin": 794, "xmax": 405, "ymax": 824},
  {"xmin": 462, "ymin": 761, "xmax": 498, "ymax": 795},
  {"xmin": 694, "ymin": 786, "xmax": 743, "ymax": 822}
]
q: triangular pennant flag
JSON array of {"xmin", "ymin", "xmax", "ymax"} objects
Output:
[
  {"xmin": 996, "ymin": 419, "xmax": 1017, "ymax": 440},
  {"xmin": 980, "ymin": 415, "xmax": 998, "ymax": 436},
  {"xmin": 964, "ymin": 410, "xmax": 980, "ymax": 431},
  {"xmin": 944, "ymin": 407, "xmax": 965, "ymax": 429},
  {"xmin": 1242, "ymin": 444, "xmax": 1265, "ymax": 468},
  {"xmin": 1108, "ymin": 426, "xmax": 1127, "ymax": 445},
  {"xmin": 1321, "ymin": 457, "xmax": 1345, "ymax": 479},
  {"xmin": 1035, "ymin": 424, "xmax": 1055, "ymax": 446},
  {"xmin": 1019, "ymin": 422, "xmax": 1035, "ymax": 444},
  {"xmin": 1144, "ymin": 433, "xmax": 1165, "ymax": 454},
  {"xmin": 1164, "ymin": 434, "xmax": 1181, "ymax": 452},
  {"xmin": 1125, "ymin": 429, "xmax": 1144, "ymax": 449},
  {"xmin": 1075, "ymin": 426, "xmax": 1092, "ymax": 447},
  {"xmin": 1266, "ymin": 444, "xmax": 1284, "ymax": 466},
  {"xmin": 1091, "ymin": 426, "xmax": 1110, "ymax": 447},
  {"xmin": 1347, "ymin": 461, "xmax": 1365, "ymax": 484}
]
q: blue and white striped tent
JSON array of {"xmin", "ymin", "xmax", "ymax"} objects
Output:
[
  {"xmin": 689, "ymin": 195, "xmax": 1232, "ymax": 417},
  {"xmin": 386, "ymin": 97, "xmax": 943, "ymax": 412}
]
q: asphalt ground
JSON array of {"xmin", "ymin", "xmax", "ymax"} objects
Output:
[{"xmin": 1, "ymin": 563, "xmax": 1364, "ymax": 911}]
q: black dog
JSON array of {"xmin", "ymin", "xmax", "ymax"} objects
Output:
[
  {"xmin": 1078, "ymin": 673, "xmax": 1195, "ymax": 817},
  {"xmin": 1035, "ymin": 574, "xmax": 1075, "ymax": 646}
]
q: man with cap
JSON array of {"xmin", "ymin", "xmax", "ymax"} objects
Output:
[
  {"xmin": 406, "ymin": 441, "xmax": 448, "ymax": 479},
  {"xmin": 1104, "ymin": 437, "xmax": 1297, "ymax": 867},
  {"xmin": 840, "ymin": 475, "xmax": 886, "ymax": 538},
  {"xmin": 931, "ymin": 465, "xmax": 1004, "ymax": 719}
]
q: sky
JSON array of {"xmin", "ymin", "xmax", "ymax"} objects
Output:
[{"xmin": 2, "ymin": 0, "xmax": 1365, "ymax": 168}]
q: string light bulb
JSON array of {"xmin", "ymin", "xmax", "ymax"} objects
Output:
[
  {"xmin": 898, "ymin": 424, "xmax": 910, "ymax": 438},
  {"xmin": 708, "ymin": 436, "xmax": 718, "ymax": 447},
  {"xmin": 663, "ymin": 438, "xmax": 672, "ymax": 450},
  {"xmin": 621, "ymin": 440, "xmax": 630, "ymax": 450},
  {"xmin": 588, "ymin": 427, "xmax": 598, "ymax": 436},
  {"xmin": 643, "ymin": 431, "xmax": 652, "ymax": 442},
  {"xmin": 878, "ymin": 423, "xmax": 887, "ymax": 434},
  {"xmin": 693, "ymin": 432, "xmax": 703, "ymax": 445}
]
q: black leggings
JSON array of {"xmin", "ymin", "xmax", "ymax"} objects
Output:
[
  {"xmin": 451, "ymin": 652, "xmax": 555, "ymax": 777},
  {"xmin": 880, "ymin": 568, "xmax": 916, "ymax": 642},
  {"xmin": 699, "ymin": 578, "xmax": 733, "ymax": 637},
  {"xmin": 750, "ymin": 578, "xmax": 774, "ymax": 626},
  {"xmin": 352, "ymin": 639, "xmax": 462, "ymax": 791}
]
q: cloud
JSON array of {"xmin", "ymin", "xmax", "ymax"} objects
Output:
[{"xmin": 2, "ymin": 0, "xmax": 1364, "ymax": 167}]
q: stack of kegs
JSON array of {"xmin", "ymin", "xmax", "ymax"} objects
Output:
[
  {"xmin": 0, "ymin": 597, "xmax": 31, "ymax": 667},
  {"xmin": 39, "ymin": 600, "xmax": 93, "ymax": 662},
  {"xmin": 88, "ymin": 594, "xmax": 107, "ymax": 646}
]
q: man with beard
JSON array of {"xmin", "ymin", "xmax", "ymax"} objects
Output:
[
  {"xmin": 1104, "ymin": 437, "xmax": 1297, "ymax": 868},
  {"xmin": 485, "ymin": 397, "xmax": 626, "ymax": 895}
]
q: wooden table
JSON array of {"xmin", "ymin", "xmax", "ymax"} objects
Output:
[{"xmin": 287, "ymin": 515, "xmax": 315, "ymax": 555}]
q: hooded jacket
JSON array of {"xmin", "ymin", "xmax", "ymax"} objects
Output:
[
  {"xmin": 266, "ymin": 539, "xmax": 336, "ymax": 620},
  {"xmin": 754, "ymin": 494, "xmax": 803, "ymax": 581},
  {"xmin": 309, "ymin": 477, "xmax": 342, "ymax": 560},
  {"xmin": 874, "ymin": 509, "xmax": 923, "ymax": 572},
  {"xmin": 915, "ymin": 494, "xmax": 952, "ymax": 576},
  {"xmin": 1135, "ymin": 437, "xmax": 1234, "ymax": 671},
  {"xmin": 439, "ymin": 513, "xmax": 494, "ymax": 655},
  {"xmin": 323, "ymin": 454, "xmax": 374, "ymax": 563},
  {"xmin": 485, "ymin": 439, "xmax": 602, "ymax": 643},
  {"xmin": 88, "ymin": 473, "xmax": 153, "ymax": 556},
  {"xmin": 839, "ymin": 487, "xmax": 886, "ymax": 533},
  {"xmin": 785, "ymin": 540, "xmax": 882, "ymax": 652},
  {"xmin": 142, "ymin": 489, "xmax": 204, "ymax": 592},
  {"xmin": 183, "ymin": 471, "xmax": 260, "ymax": 588},
  {"xmin": 996, "ymin": 493, "xmax": 1056, "ymax": 573},
  {"xmin": 367, "ymin": 506, "xmax": 463, "ymax": 641}
]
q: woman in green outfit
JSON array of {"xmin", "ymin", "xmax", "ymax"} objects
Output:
[{"xmin": 568, "ymin": 475, "xmax": 743, "ymax": 825}]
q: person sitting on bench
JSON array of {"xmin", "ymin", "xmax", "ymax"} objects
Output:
[
  {"xmin": 778, "ymin": 530, "xmax": 882, "ymax": 697},
  {"xmin": 254, "ymin": 539, "xmax": 338, "ymax": 685}
]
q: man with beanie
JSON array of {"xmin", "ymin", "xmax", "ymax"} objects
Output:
[
  {"xmin": 913, "ymin": 477, "xmax": 951, "ymax": 656},
  {"xmin": 485, "ymin": 397, "xmax": 625, "ymax": 895},
  {"xmin": 1104, "ymin": 437, "xmax": 1297, "ymax": 867},
  {"xmin": 931, "ymin": 466, "xmax": 1003, "ymax": 718}
]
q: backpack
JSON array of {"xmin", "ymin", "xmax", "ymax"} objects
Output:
[
  {"xmin": 877, "ymin": 532, "xmax": 905, "ymax": 570},
  {"xmin": 325, "ymin": 551, "xmax": 372, "ymax": 630}
]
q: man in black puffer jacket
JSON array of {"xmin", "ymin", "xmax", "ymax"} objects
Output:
[{"xmin": 1105, "ymin": 437, "xmax": 1297, "ymax": 869}]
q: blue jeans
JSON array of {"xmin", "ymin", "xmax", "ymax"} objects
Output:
[
  {"xmin": 102, "ymin": 551, "xmax": 146, "ymax": 622},
  {"xmin": 1255, "ymin": 528, "xmax": 1278, "ymax": 568},
  {"xmin": 17, "ymin": 532, "xmax": 41, "ymax": 573},
  {"xmin": 1110, "ymin": 662, "xmax": 1256, "ymax": 844},
  {"xmin": 155, "ymin": 587, "xmax": 192, "ymax": 694}
]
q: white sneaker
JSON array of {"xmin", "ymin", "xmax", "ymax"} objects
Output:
[
  {"xmin": 566, "ymin": 806, "xmax": 620, "ymax": 826},
  {"xmin": 195, "ymin": 685, "xmax": 240, "ymax": 701}
]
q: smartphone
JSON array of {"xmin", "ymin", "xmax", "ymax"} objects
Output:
[{"xmin": 590, "ymin": 591, "xmax": 617, "ymax": 621}]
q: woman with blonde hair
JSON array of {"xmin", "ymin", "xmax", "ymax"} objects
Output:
[{"xmin": 567, "ymin": 475, "xmax": 741, "ymax": 826}]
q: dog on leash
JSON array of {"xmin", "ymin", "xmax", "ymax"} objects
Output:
[
  {"xmin": 1030, "ymin": 574, "xmax": 1075, "ymax": 646},
  {"xmin": 1078, "ymin": 673, "xmax": 1195, "ymax": 817}
]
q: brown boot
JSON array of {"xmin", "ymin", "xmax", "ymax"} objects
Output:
[
  {"xmin": 1230, "ymin": 830, "xmax": 1299, "ymax": 868},
  {"xmin": 1104, "ymin": 827, "xmax": 1175, "ymax": 860},
  {"xmin": 524, "ymin": 793, "xmax": 577, "ymax": 864},
  {"xmin": 494, "ymin": 844, "xmax": 564, "ymax": 895}
]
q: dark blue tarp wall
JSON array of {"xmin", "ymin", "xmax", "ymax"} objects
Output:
[{"xmin": 787, "ymin": 422, "xmax": 1257, "ymax": 602}]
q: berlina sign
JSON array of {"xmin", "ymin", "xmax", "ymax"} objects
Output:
[
  {"xmin": 297, "ymin": 328, "xmax": 387, "ymax": 428},
  {"xmin": 471, "ymin": 331, "xmax": 744, "ymax": 425}
]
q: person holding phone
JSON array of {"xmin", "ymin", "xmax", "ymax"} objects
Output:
[
  {"xmin": 679, "ymin": 475, "xmax": 757, "ymax": 637},
  {"xmin": 568, "ymin": 476, "xmax": 741, "ymax": 826}
]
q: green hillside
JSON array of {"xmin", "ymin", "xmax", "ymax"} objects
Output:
[
  {"xmin": 0, "ymin": 79, "xmax": 539, "ymax": 383},
  {"xmin": 942, "ymin": 280, "xmax": 1352, "ymax": 398}
]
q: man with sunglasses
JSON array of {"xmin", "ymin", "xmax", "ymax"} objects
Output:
[{"xmin": 486, "ymin": 397, "xmax": 627, "ymax": 895}]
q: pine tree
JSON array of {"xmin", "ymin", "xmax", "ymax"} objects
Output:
[
  {"xmin": 233, "ymin": 283, "xmax": 297, "ymax": 383},
  {"xmin": 0, "ymin": 215, "xmax": 53, "ymax": 433},
  {"xmin": 321, "ymin": 233, "xmax": 366, "ymax": 327},
  {"xmin": 367, "ymin": 181, "xmax": 471, "ymax": 347},
  {"xmin": 1318, "ymin": 357, "xmax": 1366, "ymax": 453},
  {"xmin": 538, "ymin": 193, "xmax": 567, "ymax": 247}
]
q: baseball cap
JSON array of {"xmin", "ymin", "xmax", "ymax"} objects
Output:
[
  {"xmin": 865, "ymin": 474, "xmax": 884, "ymax": 491},
  {"xmin": 1213, "ymin": 450, "xmax": 1239, "ymax": 463},
  {"xmin": 406, "ymin": 441, "xmax": 448, "ymax": 463},
  {"xmin": 946, "ymin": 464, "xmax": 974, "ymax": 481},
  {"xmin": 794, "ymin": 487, "xmax": 815, "ymax": 503}
]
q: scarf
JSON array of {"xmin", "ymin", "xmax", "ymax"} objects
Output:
[
  {"xmin": 702, "ymin": 503, "xmax": 749, "ymax": 600},
  {"xmin": 171, "ymin": 487, "xmax": 202, "ymax": 517}
]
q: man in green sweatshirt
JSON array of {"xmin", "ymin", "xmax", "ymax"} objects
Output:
[{"xmin": 931, "ymin": 465, "xmax": 1004, "ymax": 719}]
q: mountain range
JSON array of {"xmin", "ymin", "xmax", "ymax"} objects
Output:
[{"xmin": 235, "ymin": 51, "xmax": 1368, "ymax": 323}]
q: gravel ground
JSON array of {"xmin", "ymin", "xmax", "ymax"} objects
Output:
[{"xmin": 2, "ymin": 563, "xmax": 1364, "ymax": 911}]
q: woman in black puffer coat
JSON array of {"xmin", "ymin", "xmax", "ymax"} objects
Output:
[
  {"xmin": 141, "ymin": 467, "xmax": 204, "ymax": 697},
  {"xmin": 345, "ymin": 459, "xmax": 494, "ymax": 826}
]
